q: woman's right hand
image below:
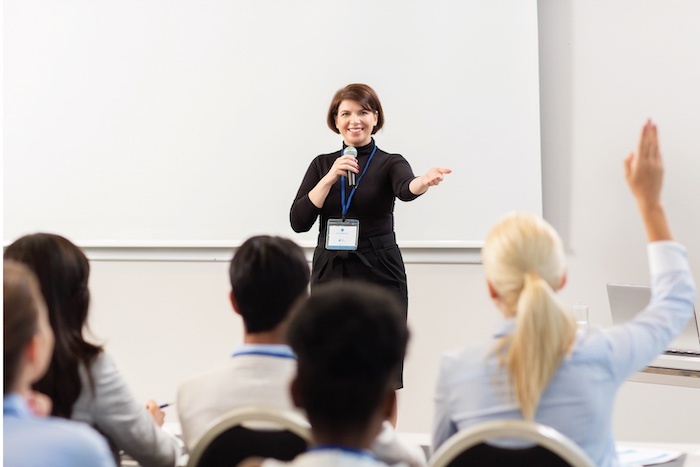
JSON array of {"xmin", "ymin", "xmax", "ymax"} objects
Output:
[
  {"xmin": 323, "ymin": 154, "xmax": 359, "ymax": 184},
  {"xmin": 308, "ymin": 154, "xmax": 359, "ymax": 208},
  {"xmin": 624, "ymin": 120, "xmax": 672, "ymax": 242},
  {"xmin": 145, "ymin": 400, "xmax": 165, "ymax": 427},
  {"xmin": 625, "ymin": 119, "xmax": 663, "ymax": 209}
]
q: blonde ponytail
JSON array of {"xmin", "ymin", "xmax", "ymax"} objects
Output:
[{"xmin": 483, "ymin": 212, "xmax": 576, "ymax": 420}]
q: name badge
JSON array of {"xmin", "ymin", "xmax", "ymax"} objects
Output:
[{"xmin": 325, "ymin": 218, "xmax": 360, "ymax": 250}]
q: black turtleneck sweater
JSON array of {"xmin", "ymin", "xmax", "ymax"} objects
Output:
[{"xmin": 290, "ymin": 139, "xmax": 421, "ymax": 243}]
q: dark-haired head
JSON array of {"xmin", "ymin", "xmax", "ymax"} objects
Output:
[
  {"xmin": 4, "ymin": 233, "xmax": 102, "ymax": 417},
  {"xmin": 229, "ymin": 236, "xmax": 310, "ymax": 334},
  {"xmin": 4, "ymin": 260, "xmax": 54, "ymax": 395},
  {"xmin": 326, "ymin": 83, "xmax": 385, "ymax": 135},
  {"xmin": 287, "ymin": 281, "xmax": 409, "ymax": 439}
]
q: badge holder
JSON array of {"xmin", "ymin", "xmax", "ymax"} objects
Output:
[{"xmin": 325, "ymin": 218, "xmax": 360, "ymax": 251}]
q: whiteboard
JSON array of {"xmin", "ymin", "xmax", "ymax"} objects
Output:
[{"xmin": 3, "ymin": 0, "xmax": 541, "ymax": 248}]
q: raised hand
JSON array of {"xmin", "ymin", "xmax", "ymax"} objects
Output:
[
  {"xmin": 625, "ymin": 119, "xmax": 663, "ymax": 209},
  {"xmin": 624, "ymin": 120, "xmax": 671, "ymax": 242}
]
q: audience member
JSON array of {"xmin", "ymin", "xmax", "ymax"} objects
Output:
[
  {"xmin": 260, "ymin": 281, "xmax": 410, "ymax": 467},
  {"xmin": 177, "ymin": 235, "xmax": 425, "ymax": 466},
  {"xmin": 4, "ymin": 234, "xmax": 180, "ymax": 467},
  {"xmin": 4, "ymin": 260, "xmax": 115, "ymax": 466},
  {"xmin": 177, "ymin": 235, "xmax": 310, "ymax": 449},
  {"xmin": 431, "ymin": 120, "xmax": 696, "ymax": 466}
]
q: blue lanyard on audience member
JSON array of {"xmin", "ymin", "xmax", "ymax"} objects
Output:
[
  {"xmin": 309, "ymin": 445, "xmax": 377, "ymax": 460},
  {"xmin": 231, "ymin": 348, "xmax": 296, "ymax": 360},
  {"xmin": 340, "ymin": 144, "xmax": 378, "ymax": 220}
]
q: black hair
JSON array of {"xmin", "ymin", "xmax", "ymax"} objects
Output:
[
  {"xmin": 287, "ymin": 281, "xmax": 409, "ymax": 437},
  {"xmin": 4, "ymin": 233, "xmax": 102, "ymax": 417},
  {"xmin": 229, "ymin": 236, "xmax": 310, "ymax": 333}
]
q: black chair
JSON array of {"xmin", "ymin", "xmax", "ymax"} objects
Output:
[
  {"xmin": 429, "ymin": 420, "xmax": 595, "ymax": 467},
  {"xmin": 186, "ymin": 406, "xmax": 311, "ymax": 467}
]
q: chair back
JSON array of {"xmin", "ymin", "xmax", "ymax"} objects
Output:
[
  {"xmin": 186, "ymin": 406, "xmax": 311, "ymax": 467},
  {"xmin": 429, "ymin": 420, "xmax": 595, "ymax": 467}
]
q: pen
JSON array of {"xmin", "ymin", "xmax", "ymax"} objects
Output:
[{"xmin": 159, "ymin": 402, "xmax": 175, "ymax": 409}]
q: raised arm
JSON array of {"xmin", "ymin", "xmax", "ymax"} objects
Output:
[
  {"xmin": 605, "ymin": 120, "xmax": 695, "ymax": 381},
  {"xmin": 624, "ymin": 120, "xmax": 671, "ymax": 242}
]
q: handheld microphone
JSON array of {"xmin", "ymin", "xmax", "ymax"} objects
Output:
[{"xmin": 344, "ymin": 146, "xmax": 358, "ymax": 187}]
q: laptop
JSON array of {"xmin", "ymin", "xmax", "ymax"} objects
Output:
[{"xmin": 606, "ymin": 283, "xmax": 700, "ymax": 371}]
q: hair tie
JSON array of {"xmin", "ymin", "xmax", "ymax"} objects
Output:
[{"xmin": 524, "ymin": 270, "xmax": 540, "ymax": 281}]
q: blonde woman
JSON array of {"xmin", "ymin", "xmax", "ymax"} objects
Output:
[{"xmin": 432, "ymin": 121, "xmax": 696, "ymax": 467}]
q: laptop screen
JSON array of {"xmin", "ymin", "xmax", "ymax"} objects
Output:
[{"xmin": 606, "ymin": 283, "xmax": 700, "ymax": 353}]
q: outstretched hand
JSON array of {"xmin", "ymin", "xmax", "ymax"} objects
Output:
[
  {"xmin": 410, "ymin": 167, "xmax": 452, "ymax": 195},
  {"xmin": 421, "ymin": 167, "xmax": 452, "ymax": 187}
]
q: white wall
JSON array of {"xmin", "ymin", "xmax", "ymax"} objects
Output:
[
  {"xmin": 537, "ymin": 0, "xmax": 700, "ymax": 442},
  {"xmin": 21, "ymin": 0, "xmax": 700, "ymax": 444},
  {"xmin": 86, "ymin": 258, "xmax": 498, "ymax": 436},
  {"xmin": 3, "ymin": 0, "xmax": 541, "ymax": 248}
]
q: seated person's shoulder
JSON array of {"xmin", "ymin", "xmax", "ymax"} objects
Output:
[{"xmin": 5, "ymin": 415, "xmax": 115, "ymax": 466}]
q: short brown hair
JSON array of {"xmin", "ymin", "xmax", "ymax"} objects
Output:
[{"xmin": 326, "ymin": 83, "xmax": 384, "ymax": 135}]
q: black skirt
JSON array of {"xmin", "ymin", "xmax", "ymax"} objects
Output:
[{"xmin": 310, "ymin": 232, "xmax": 408, "ymax": 389}]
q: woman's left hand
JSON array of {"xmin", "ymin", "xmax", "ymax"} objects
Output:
[
  {"xmin": 421, "ymin": 167, "xmax": 452, "ymax": 187},
  {"xmin": 410, "ymin": 167, "xmax": 452, "ymax": 195}
]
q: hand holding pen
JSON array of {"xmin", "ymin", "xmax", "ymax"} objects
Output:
[{"xmin": 145, "ymin": 400, "xmax": 167, "ymax": 427}]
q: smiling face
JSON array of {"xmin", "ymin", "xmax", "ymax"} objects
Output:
[{"xmin": 335, "ymin": 99, "xmax": 378, "ymax": 147}]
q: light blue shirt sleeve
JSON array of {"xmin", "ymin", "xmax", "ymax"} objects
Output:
[{"xmin": 602, "ymin": 241, "xmax": 696, "ymax": 382}]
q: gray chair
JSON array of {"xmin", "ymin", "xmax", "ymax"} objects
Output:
[
  {"xmin": 186, "ymin": 406, "xmax": 311, "ymax": 467},
  {"xmin": 429, "ymin": 420, "xmax": 595, "ymax": 467}
]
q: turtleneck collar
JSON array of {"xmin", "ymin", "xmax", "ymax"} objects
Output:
[{"xmin": 343, "ymin": 138, "xmax": 375, "ymax": 157}]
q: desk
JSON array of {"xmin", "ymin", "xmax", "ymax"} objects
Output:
[
  {"xmin": 630, "ymin": 366, "xmax": 700, "ymax": 389},
  {"xmin": 618, "ymin": 441, "xmax": 700, "ymax": 467}
]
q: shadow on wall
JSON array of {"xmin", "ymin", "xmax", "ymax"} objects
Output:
[{"xmin": 538, "ymin": 0, "xmax": 574, "ymax": 252}]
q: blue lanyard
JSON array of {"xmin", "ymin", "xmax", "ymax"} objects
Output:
[
  {"xmin": 309, "ymin": 444, "xmax": 377, "ymax": 460},
  {"xmin": 340, "ymin": 144, "xmax": 378, "ymax": 219},
  {"xmin": 231, "ymin": 348, "xmax": 296, "ymax": 360}
]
